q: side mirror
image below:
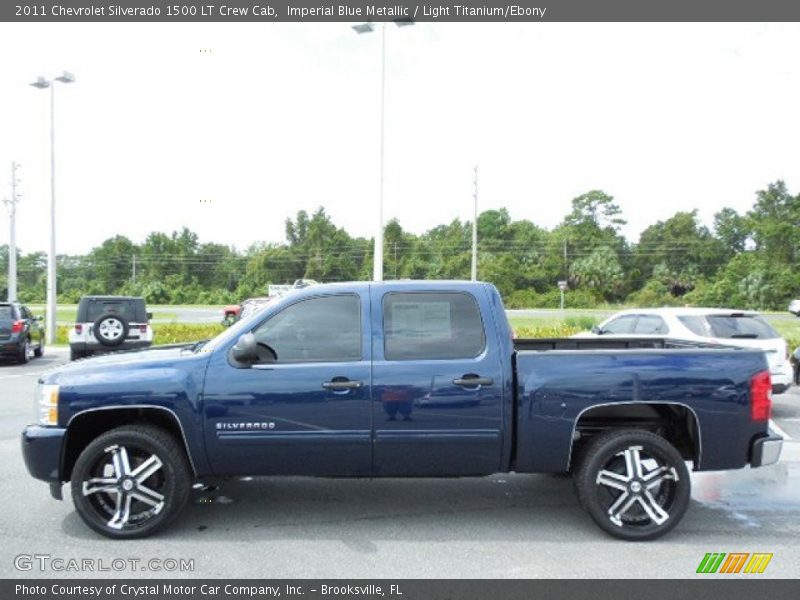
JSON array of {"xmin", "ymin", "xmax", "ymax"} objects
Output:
[
  {"xmin": 146, "ymin": 312, "xmax": 153, "ymax": 320},
  {"xmin": 36, "ymin": 315, "xmax": 44, "ymax": 321},
  {"xmin": 231, "ymin": 333, "xmax": 259, "ymax": 365},
  {"xmin": 591, "ymin": 325, "xmax": 601, "ymax": 335}
]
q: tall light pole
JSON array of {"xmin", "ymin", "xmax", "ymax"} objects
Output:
[
  {"xmin": 31, "ymin": 71, "xmax": 75, "ymax": 344},
  {"xmin": 353, "ymin": 20, "xmax": 413, "ymax": 282},
  {"xmin": 3, "ymin": 162, "xmax": 22, "ymax": 302},
  {"xmin": 471, "ymin": 164, "xmax": 478, "ymax": 281}
]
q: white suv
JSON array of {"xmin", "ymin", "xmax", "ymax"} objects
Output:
[
  {"xmin": 578, "ymin": 307, "xmax": 793, "ymax": 394},
  {"xmin": 68, "ymin": 296, "xmax": 153, "ymax": 360}
]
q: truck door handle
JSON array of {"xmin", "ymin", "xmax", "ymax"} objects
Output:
[
  {"xmin": 322, "ymin": 379, "xmax": 363, "ymax": 390},
  {"xmin": 453, "ymin": 376, "xmax": 494, "ymax": 387}
]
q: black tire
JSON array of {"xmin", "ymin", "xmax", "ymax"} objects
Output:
[
  {"xmin": 34, "ymin": 337, "xmax": 44, "ymax": 358},
  {"xmin": 70, "ymin": 348, "xmax": 83, "ymax": 361},
  {"xmin": 70, "ymin": 425, "xmax": 192, "ymax": 539},
  {"xmin": 573, "ymin": 429, "xmax": 690, "ymax": 541},
  {"xmin": 93, "ymin": 313, "xmax": 129, "ymax": 347},
  {"xmin": 17, "ymin": 338, "xmax": 30, "ymax": 364}
]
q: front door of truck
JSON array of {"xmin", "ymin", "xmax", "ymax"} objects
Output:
[
  {"xmin": 370, "ymin": 286, "xmax": 505, "ymax": 476},
  {"xmin": 202, "ymin": 292, "xmax": 372, "ymax": 476}
]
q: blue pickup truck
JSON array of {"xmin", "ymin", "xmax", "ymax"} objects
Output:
[{"xmin": 22, "ymin": 281, "xmax": 782, "ymax": 541}]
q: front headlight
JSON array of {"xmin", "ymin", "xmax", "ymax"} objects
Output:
[{"xmin": 36, "ymin": 383, "xmax": 59, "ymax": 426}]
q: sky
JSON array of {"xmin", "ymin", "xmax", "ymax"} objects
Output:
[{"xmin": 0, "ymin": 22, "xmax": 799, "ymax": 256}]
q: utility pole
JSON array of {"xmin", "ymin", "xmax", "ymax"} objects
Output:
[
  {"xmin": 471, "ymin": 164, "xmax": 478, "ymax": 281},
  {"xmin": 3, "ymin": 162, "xmax": 21, "ymax": 302},
  {"xmin": 132, "ymin": 254, "xmax": 137, "ymax": 284}
]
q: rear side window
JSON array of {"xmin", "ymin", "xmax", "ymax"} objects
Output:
[
  {"xmin": 0, "ymin": 306, "xmax": 14, "ymax": 320},
  {"xmin": 705, "ymin": 315, "xmax": 779, "ymax": 340},
  {"xmin": 678, "ymin": 315, "xmax": 711, "ymax": 337},
  {"xmin": 383, "ymin": 292, "xmax": 485, "ymax": 360}
]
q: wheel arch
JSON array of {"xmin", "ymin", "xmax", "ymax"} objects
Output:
[
  {"xmin": 568, "ymin": 401, "xmax": 702, "ymax": 471},
  {"xmin": 62, "ymin": 406, "xmax": 197, "ymax": 482}
]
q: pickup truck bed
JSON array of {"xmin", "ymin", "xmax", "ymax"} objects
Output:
[{"xmin": 22, "ymin": 281, "xmax": 782, "ymax": 541}]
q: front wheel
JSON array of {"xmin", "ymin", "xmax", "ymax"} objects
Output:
[
  {"xmin": 70, "ymin": 425, "xmax": 192, "ymax": 539},
  {"xmin": 573, "ymin": 430, "xmax": 690, "ymax": 541}
]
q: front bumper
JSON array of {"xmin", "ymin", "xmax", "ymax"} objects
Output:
[
  {"xmin": 21, "ymin": 425, "xmax": 66, "ymax": 483},
  {"xmin": 750, "ymin": 434, "xmax": 783, "ymax": 467}
]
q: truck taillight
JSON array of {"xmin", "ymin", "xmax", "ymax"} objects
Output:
[
  {"xmin": 11, "ymin": 320, "xmax": 24, "ymax": 334},
  {"xmin": 750, "ymin": 370, "xmax": 772, "ymax": 422},
  {"xmin": 139, "ymin": 325, "xmax": 147, "ymax": 333},
  {"xmin": 75, "ymin": 324, "xmax": 82, "ymax": 334}
]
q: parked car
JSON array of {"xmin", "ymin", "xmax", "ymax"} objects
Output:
[
  {"xmin": 22, "ymin": 281, "xmax": 781, "ymax": 541},
  {"xmin": 68, "ymin": 296, "xmax": 153, "ymax": 361},
  {"xmin": 790, "ymin": 347, "xmax": 800, "ymax": 385},
  {"xmin": 789, "ymin": 299, "xmax": 800, "ymax": 317},
  {"xmin": 0, "ymin": 302, "xmax": 45, "ymax": 363},
  {"xmin": 221, "ymin": 297, "xmax": 275, "ymax": 326},
  {"xmin": 578, "ymin": 307, "xmax": 793, "ymax": 393}
]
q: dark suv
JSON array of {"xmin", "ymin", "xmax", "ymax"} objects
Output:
[
  {"xmin": 68, "ymin": 296, "xmax": 153, "ymax": 361},
  {"xmin": 0, "ymin": 302, "xmax": 45, "ymax": 363}
]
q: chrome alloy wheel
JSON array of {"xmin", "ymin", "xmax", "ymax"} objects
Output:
[
  {"xmin": 595, "ymin": 444, "xmax": 679, "ymax": 528},
  {"xmin": 81, "ymin": 444, "xmax": 165, "ymax": 530}
]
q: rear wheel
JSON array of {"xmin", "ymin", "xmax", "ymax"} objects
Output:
[
  {"xmin": 70, "ymin": 425, "xmax": 192, "ymax": 539},
  {"xmin": 70, "ymin": 348, "xmax": 83, "ymax": 361},
  {"xmin": 17, "ymin": 339, "xmax": 30, "ymax": 364},
  {"xmin": 34, "ymin": 337, "xmax": 44, "ymax": 358},
  {"xmin": 573, "ymin": 429, "xmax": 690, "ymax": 541}
]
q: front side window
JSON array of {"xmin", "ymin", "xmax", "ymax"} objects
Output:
[
  {"xmin": 253, "ymin": 294, "xmax": 361, "ymax": 363},
  {"xmin": 383, "ymin": 292, "xmax": 485, "ymax": 361},
  {"xmin": 633, "ymin": 315, "xmax": 668, "ymax": 335},
  {"xmin": 602, "ymin": 315, "xmax": 636, "ymax": 334}
]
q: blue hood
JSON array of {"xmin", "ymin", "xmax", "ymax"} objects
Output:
[{"xmin": 42, "ymin": 346, "xmax": 208, "ymax": 386}]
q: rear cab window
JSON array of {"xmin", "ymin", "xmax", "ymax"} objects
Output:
[
  {"xmin": 0, "ymin": 305, "xmax": 15, "ymax": 320},
  {"xmin": 383, "ymin": 292, "xmax": 486, "ymax": 360}
]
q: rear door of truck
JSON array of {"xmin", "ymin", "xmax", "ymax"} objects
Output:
[{"xmin": 370, "ymin": 283, "xmax": 505, "ymax": 476}]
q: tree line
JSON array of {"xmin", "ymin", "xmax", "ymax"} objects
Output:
[{"xmin": 1, "ymin": 180, "xmax": 798, "ymax": 310}]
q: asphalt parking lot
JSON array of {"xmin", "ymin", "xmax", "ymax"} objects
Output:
[{"xmin": 1, "ymin": 348, "xmax": 798, "ymax": 579}]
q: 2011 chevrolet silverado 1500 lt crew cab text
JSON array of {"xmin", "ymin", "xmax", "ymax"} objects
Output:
[{"xmin": 21, "ymin": 281, "xmax": 783, "ymax": 540}]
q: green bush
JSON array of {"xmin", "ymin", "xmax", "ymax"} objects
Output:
[
  {"xmin": 55, "ymin": 323, "xmax": 225, "ymax": 346},
  {"xmin": 563, "ymin": 315, "xmax": 599, "ymax": 330},
  {"xmin": 505, "ymin": 288, "xmax": 604, "ymax": 309},
  {"xmin": 625, "ymin": 280, "xmax": 684, "ymax": 308},
  {"xmin": 513, "ymin": 325, "xmax": 583, "ymax": 338}
]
